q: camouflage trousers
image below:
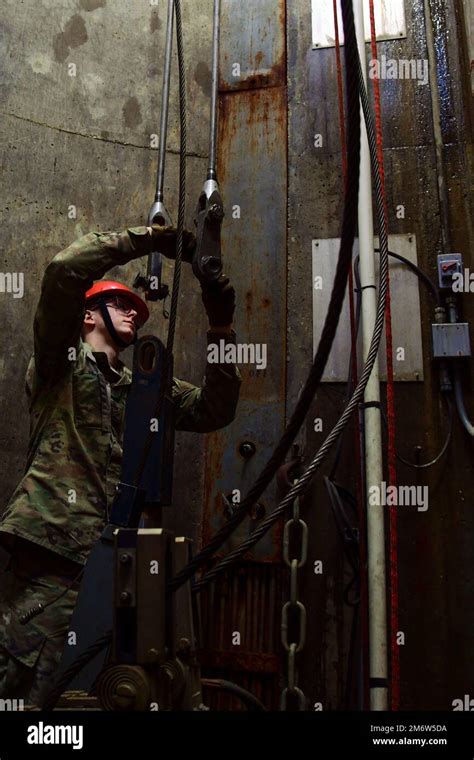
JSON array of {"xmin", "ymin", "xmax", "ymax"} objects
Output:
[{"xmin": 0, "ymin": 539, "xmax": 82, "ymax": 707}]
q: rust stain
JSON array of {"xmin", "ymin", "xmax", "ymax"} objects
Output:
[
  {"xmin": 201, "ymin": 431, "xmax": 224, "ymax": 546},
  {"xmin": 218, "ymin": 0, "xmax": 286, "ymax": 92},
  {"xmin": 218, "ymin": 87, "xmax": 286, "ymax": 184}
]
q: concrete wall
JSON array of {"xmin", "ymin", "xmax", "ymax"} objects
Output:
[{"xmin": 0, "ymin": 0, "xmax": 217, "ymax": 545}]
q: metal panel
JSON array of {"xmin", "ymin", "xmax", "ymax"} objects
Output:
[
  {"xmin": 201, "ymin": 87, "xmax": 287, "ymax": 561},
  {"xmin": 199, "ymin": 2, "xmax": 287, "ymax": 708},
  {"xmin": 311, "ymin": 0, "xmax": 406, "ymax": 48},
  {"xmin": 199, "ymin": 563, "xmax": 284, "ymax": 709},
  {"xmin": 219, "ymin": 0, "xmax": 286, "ymax": 90},
  {"xmin": 312, "ymin": 234, "xmax": 424, "ymax": 381}
]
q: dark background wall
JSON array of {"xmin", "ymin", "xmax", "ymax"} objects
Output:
[
  {"xmin": 287, "ymin": 0, "xmax": 474, "ymax": 709},
  {"xmin": 0, "ymin": 0, "xmax": 473, "ymax": 710}
]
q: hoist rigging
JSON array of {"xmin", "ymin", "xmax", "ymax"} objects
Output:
[{"xmin": 41, "ymin": 0, "xmax": 448, "ymax": 712}]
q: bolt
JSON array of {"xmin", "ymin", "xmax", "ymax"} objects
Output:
[
  {"xmin": 177, "ymin": 637, "xmax": 191, "ymax": 656},
  {"xmin": 147, "ymin": 648, "xmax": 160, "ymax": 663},
  {"xmin": 120, "ymin": 591, "xmax": 131, "ymax": 603},
  {"xmin": 209, "ymin": 203, "xmax": 224, "ymax": 221},
  {"xmin": 239, "ymin": 441, "xmax": 256, "ymax": 459},
  {"xmin": 113, "ymin": 682, "xmax": 137, "ymax": 709},
  {"xmin": 120, "ymin": 553, "xmax": 131, "ymax": 565}
]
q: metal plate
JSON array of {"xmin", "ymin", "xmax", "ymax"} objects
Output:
[
  {"xmin": 311, "ymin": 0, "xmax": 407, "ymax": 49},
  {"xmin": 200, "ymin": 85, "xmax": 287, "ymax": 559},
  {"xmin": 432, "ymin": 323, "xmax": 472, "ymax": 358},
  {"xmin": 312, "ymin": 234, "xmax": 424, "ymax": 381},
  {"xmin": 219, "ymin": 0, "xmax": 286, "ymax": 90}
]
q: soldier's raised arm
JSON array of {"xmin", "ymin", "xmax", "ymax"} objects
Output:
[{"xmin": 33, "ymin": 225, "xmax": 191, "ymax": 383}]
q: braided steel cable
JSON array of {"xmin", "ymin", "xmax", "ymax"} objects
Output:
[
  {"xmin": 42, "ymin": 630, "xmax": 112, "ymax": 711},
  {"xmin": 189, "ymin": 2, "xmax": 391, "ymax": 593},
  {"xmin": 132, "ymin": 0, "xmax": 186, "ymax": 487},
  {"xmin": 169, "ymin": 0, "xmax": 362, "ymax": 593}
]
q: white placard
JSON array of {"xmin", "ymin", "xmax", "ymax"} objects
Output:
[{"xmin": 311, "ymin": 0, "xmax": 407, "ymax": 49}]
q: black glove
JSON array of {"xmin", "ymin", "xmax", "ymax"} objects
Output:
[
  {"xmin": 201, "ymin": 274, "xmax": 236, "ymax": 328},
  {"xmin": 150, "ymin": 224, "xmax": 196, "ymax": 263}
]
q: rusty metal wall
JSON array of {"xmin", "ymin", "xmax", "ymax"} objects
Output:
[
  {"xmin": 288, "ymin": 0, "xmax": 474, "ymax": 709},
  {"xmin": 197, "ymin": 0, "xmax": 288, "ymax": 708}
]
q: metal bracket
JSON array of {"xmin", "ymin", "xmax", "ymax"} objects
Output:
[{"xmin": 193, "ymin": 179, "xmax": 224, "ymax": 283}]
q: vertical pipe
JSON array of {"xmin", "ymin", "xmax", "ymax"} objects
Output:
[
  {"xmin": 353, "ymin": 0, "xmax": 388, "ymax": 711},
  {"xmin": 208, "ymin": 0, "xmax": 220, "ymax": 180},
  {"xmin": 155, "ymin": 0, "xmax": 175, "ymax": 202}
]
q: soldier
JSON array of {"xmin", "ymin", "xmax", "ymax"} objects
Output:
[{"xmin": 0, "ymin": 223, "xmax": 241, "ymax": 705}]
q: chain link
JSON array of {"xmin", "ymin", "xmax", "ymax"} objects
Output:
[{"xmin": 280, "ymin": 480, "xmax": 308, "ymax": 711}]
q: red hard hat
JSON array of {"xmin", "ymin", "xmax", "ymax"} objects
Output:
[{"xmin": 85, "ymin": 281, "xmax": 150, "ymax": 326}]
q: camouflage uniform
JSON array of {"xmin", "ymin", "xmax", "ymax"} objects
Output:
[{"xmin": 0, "ymin": 226, "xmax": 241, "ymax": 704}]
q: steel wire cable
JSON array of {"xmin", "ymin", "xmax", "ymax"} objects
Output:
[
  {"xmin": 169, "ymin": 0, "xmax": 362, "ymax": 593},
  {"xmin": 189, "ymin": 6, "xmax": 391, "ymax": 593},
  {"xmin": 132, "ymin": 0, "xmax": 186, "ymax": 488},
  {"xmin": 42, "ymin": 630, "xmax": 112, "ymax": 711}
]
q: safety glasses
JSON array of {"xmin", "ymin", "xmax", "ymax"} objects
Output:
[{"xmin": 105, "ymin": 297, "xmax": 143, "ymax": 327}]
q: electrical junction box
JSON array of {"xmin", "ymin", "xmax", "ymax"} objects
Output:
[
  {"xmin": 437, "ymin": 254, "xmax": 463, "ymax": 289},
  {"xmin": 431, "ymin": 323, "xmax": 471, "ymax": 358}
]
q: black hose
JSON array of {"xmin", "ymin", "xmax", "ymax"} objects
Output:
[
  {"xmin": 356, "ymin": 250, "xmax": 440, "ymax": 304},
  {"xmin": 353, "ymin": 254, "xmax": 454, "ymax": 470},
  {"xmin": 381, "ymin": 394, "xmax": 453, "ymax": 469}
]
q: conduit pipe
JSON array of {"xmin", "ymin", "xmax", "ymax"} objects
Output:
[{"xmin": 353, "ymin": 0, "xmax": 388, "ymax": 711}]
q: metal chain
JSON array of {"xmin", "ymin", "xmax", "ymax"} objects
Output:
[{"xmin": 280, "ymin": 481, "xmax": 308, "ymax": 710}]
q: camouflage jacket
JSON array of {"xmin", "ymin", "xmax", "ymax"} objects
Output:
[{"xmin": 0, "ymin": 227, "xmax": 241, "ymax": 565}]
